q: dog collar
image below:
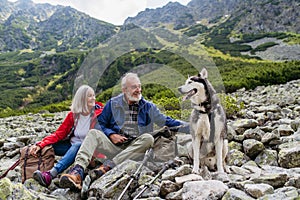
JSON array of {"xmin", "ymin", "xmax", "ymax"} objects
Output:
[
  {"xmin": 192, "ymin": 101, "xmax": 211, "ymax": 113},
  {"xmin": 192, "ymin": 104, "xmax": 208, "ymax": 113},
  {"xmin": 197, "ymin": 109, "xmax": 208, "ymax": 114}
]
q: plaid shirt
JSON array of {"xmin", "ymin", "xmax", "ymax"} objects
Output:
[{"xmin": 122, "ymin": 103, "xmax": 139, "ymax": 137}]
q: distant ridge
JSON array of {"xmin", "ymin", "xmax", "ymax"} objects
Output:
[{"xmin": 124, "ymin": 0, "xmax": 300, "ymax": 34}]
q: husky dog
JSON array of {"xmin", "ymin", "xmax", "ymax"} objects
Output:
[{"xmin": 178, "ymin": 68, "xmax": 229, "ymax": 177}]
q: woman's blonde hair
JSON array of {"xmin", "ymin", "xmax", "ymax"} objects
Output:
[{"xmin": 70, "ymin": 85, "xmax": 94, "ymax": 114}]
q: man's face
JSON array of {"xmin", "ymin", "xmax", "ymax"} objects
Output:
[{"xmin": 123, "ymin": 77, "xmax": 142, "ymax": 104}]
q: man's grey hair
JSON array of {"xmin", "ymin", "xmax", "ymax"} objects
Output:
[
  {"xmin": 70, "ymin": 85, "xmax": 94, "ymax": 114},
  {"xmin": 121, "ymin": 73, "xmax": 140, "ymax": 89}
]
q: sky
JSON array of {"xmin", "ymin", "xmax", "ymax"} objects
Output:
[{"xmin": 8, "ymin": 0, "xmax": 191, "ymax": 25}]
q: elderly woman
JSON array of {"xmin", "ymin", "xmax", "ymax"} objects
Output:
[{"xmin": 29, "ymin": 85, "xmax": 103, "ymax": 187}]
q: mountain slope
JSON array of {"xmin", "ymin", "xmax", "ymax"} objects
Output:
[
  {"xmin": 0, "ymin": 0, "xmax": 117, "ymax": 52},
  {"xmin": 187, "ymin": 0, "xmax": 240, "ymax": 22},
  {"xmin": 124, "ymin": 2, "xmax": 195, "ymax": 29},
  {"xmin": 125, "ymin": 0, "xmax": 300, "ymax": 34},
  {"xmin": 0, "ymin": 0, "xmax": 299, "ymax": 117},
  {"xmin": 231, "ymin": 0, "xmax": 300, "ymax": 34}
]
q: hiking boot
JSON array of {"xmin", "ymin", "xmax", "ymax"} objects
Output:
[
  {"xmin": 89, "ymin": 159, "xmax": 116, "ymax": 181},
  {"xmin": 59, "ymin": 164, "xmax": 84, "ymax": 191},
  {"xmin": 33, "ymin": 170, "xmax": 52, "ymax": 187}
]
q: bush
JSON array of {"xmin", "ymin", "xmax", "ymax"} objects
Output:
[
  {"xmin": 153, "ymin": 97, "xmax": 181, "ymax": 111},
  {"xmin": 219, "ymin": 93, "xmax": 244, "ymax": 119}
]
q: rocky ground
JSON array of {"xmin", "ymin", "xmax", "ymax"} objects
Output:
[
  {"xmin": 0, "ymin": 79, "xmax": 300, "ymax": 200},
  {"xmin": 239, "ymin": 37, "xmax": 300, "ymax": 61}
]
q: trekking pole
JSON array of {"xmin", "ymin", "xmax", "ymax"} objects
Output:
[
  {"xmin": 117, "ymin": 148, "xmax": 153, "ymax": 200},
  {"xmin": 133, "ymin": 160, "xmax": 175, "ymax": 200},
  {"xmin": 0, "ymin": 159, "xmax": 20, "ymax": 180}
]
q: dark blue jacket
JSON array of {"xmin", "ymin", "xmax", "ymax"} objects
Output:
[{"xmin": 97, "ymin": 93, "xmax": 189, "ymax": 137}]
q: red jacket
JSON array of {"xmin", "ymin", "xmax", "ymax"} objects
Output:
[{"xmin": 36, "ymin": 102, "xmax": 104, "ymax": 149}]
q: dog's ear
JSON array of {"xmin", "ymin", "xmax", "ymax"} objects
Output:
[{"xmin": 199, "ymin": 68, "xmax": 208, "ymax": 79}]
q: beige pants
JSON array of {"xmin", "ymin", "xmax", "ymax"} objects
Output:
[{"xmin": 74, "ymin": 129, "xmax": 154, "ymax": 168}]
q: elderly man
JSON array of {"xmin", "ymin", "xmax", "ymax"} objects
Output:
[{"xmin": 59, "ymin": 72, "xmax": 189, "ymax": 190}]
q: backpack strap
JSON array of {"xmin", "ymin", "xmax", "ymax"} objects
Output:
[
  {"xmin": 37, "ymin": 150, "xmax": 43, "ymax": 171},
  {"xmin": 0, "ymin": 159, "xmax": 20, "ymax": 180},
  {"xmin": 66, "ymin": 113, "xmax": 79, "ymax": 139},
  {"xmin": 74, "ymin": 113, "xmax": 79, "ymax": 126}
]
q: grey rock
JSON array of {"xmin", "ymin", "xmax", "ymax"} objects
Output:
[
  {"xmin": 243, "ymin": 139, "xmax": 265, "ymax": 159},
  {"xmin": 182, "ymin": 180, "xmax": 228, "ymax": 200},
  {"xmin": 222, "ymin": 188, "xmax": 256, "ymax": 200},
  {"xmin": 227, "ymin": 149, "xmax": 250, "ymax": 167},
  {"xmin": 255, "ymin": 149, "xmax": 278, "ymax": 167},
  {"xmin": 278, "ymin": 141, "xmax": 300, "ymax": 168},
  {"xmin": 244, "ymin": 183, "xmax": 274, "ymax": 198},
  {"xmin": 160, "ymin": 180, "xmax": 180, "ymax": 197},
  {"xmin": 259, "ymin": 186, "xmax": 299, "ymax": 200},
  {"xmin": 250, "ymin": 172, "xmax": 288, "ymax": 188}
]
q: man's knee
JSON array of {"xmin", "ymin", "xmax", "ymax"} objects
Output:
[
  {"xmin": 139, "ymin": 133, "xmax": 154, "ymax": 147},
  {"xmin": 88, "ymin": 129, "xmax": 106, "ymax": 139}
]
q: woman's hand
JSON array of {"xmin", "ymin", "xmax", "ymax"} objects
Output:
[
  {"xmin": 29, "ymin": 145, "xmax": 41, "ymax": 157},
  {"xmin": 109, "ymin": 134, "xmax": 127, "ymax": 145}
]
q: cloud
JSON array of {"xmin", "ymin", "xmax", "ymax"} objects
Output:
[
  {"xmin": 28, "ymin": 0, "xmax": 146, "ymax": 25},
  {"xmin": 70, "ymin": 0, "xmax": 147, "ymax": 25}
]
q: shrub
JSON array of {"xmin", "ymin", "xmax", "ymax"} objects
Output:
[
  {"xmin": 153, "ymin": 97, "xmax": 181, "ymax": 111},
  {"xmin": 219, "ymin": 93, "xmax": 244, "ymax": 119}
]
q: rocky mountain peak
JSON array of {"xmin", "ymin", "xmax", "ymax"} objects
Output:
[
  {"xmin": 124, "ymin": 1, "xmax": 194, "ymax": 29},
  {"xmin": 125, "ymin": 0, "xmax": 300, "ymax": 34},
  {"xmin": 0, "ymin": 0, "xmax": 117, "ymax": 52}
]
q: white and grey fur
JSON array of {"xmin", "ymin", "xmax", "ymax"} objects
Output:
[{"xmin": 178, "ymin": 68, "xmax": 229, "ymax": 177}]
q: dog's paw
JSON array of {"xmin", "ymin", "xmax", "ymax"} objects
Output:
[{"xmin": 224, "ymin": 166, "xmax": 231, "ymax": 173}]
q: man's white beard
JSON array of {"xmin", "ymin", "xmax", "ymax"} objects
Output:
[{"xmin": 127, "ymin": 92, "xmax": 142, "ymax": 102}]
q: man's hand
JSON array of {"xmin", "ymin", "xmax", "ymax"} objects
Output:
[
  {"xmin": 109, "ymin": 134, "xmax": 127, "ymax": 145},
  {"xmin": 29, "ymin": 145, "xmax": 41, "ymax": 157}
]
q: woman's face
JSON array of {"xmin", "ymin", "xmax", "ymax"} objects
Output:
[{"xmin": 86, "ymin": 89, "xmax": 95, "ymax": 110}]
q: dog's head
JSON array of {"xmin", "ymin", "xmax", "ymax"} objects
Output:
[{"xmin": 178, "ymin": 68, "xmax": 210, "ymax": 105}]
